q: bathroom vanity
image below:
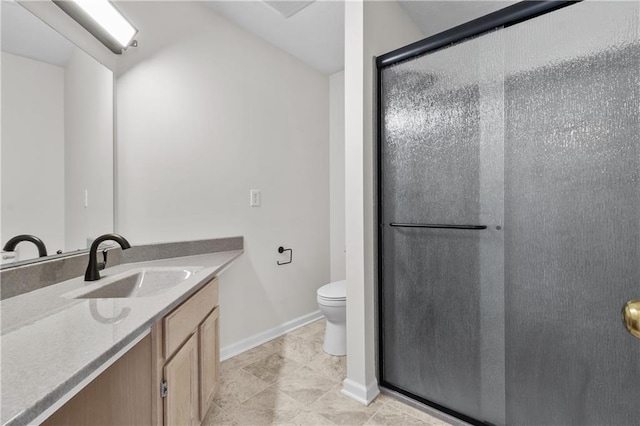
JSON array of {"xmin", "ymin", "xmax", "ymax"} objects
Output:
[
  {"xmin": 42, "ymin": 278, "xmax": 219, "ymax": 425},
  {"xmin": 0, "ymin": 241, "xmax": 241, "ymax": 426}
]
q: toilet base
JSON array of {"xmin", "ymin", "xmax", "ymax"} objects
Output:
[{"xmin": 323, "ymin": 320, "xmax": 346, "ymax": 356}]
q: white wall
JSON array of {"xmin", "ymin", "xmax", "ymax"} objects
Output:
[
  {"xmin": 64, "ymin": 47, "xmax": 114, "ymax": 250},
  {"xmin": 343, "ymin": 0, "xmax": 424, "ymax": 404},
  {"xmin": 330, "ymin": 71, "xmax": 345, "ymax": 282},
  {"xmin": 1, "ymin": 52, "xmax": 65, "ymax": 260},
  {"xmin": 115, "ymin": 1, "xmax": 330, "ymax": 349}
]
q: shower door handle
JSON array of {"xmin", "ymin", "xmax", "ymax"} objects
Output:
[
  {"xmin": 622, "ymin": 299, "xmax": 640, "ymax": 339},
  {"xmin": 389, "ymin": 223, "xmax": 487, "ymax": 230}
]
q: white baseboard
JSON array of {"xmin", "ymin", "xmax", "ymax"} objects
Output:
[
  {"xmin": 341, "ymin": 378, "xmax": 380, "ymax": 406},
  {"xmin": 220, "ymin": 310, "xmax": 323, "ymax": 361}
]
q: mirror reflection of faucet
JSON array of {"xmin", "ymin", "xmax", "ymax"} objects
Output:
[
  {"xmin": 89, "ymin": 299, "xmax": 130, "ymax": 324},
  {"xmin": 1, "ymin": 251, "xmax": 18, "ymax": 265},
  {"xmin": 2, "ymin": 234, "xmax": 48, "ymax": 263}
]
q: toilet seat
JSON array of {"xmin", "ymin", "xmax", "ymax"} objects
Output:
[
  {"xmin": 317, "ymin": 280, "xmax": 346, "ymax": 301},
  {"xmin": 317, "ymin": 297, "xmax": 346, "ymax": 307}
]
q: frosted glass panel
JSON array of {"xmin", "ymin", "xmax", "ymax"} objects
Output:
[
  {"xmin": 379, "ymin": 2, "xmax": 640, "ymax": 425},
  {"xmin": 382, "ymin": 73, "xmax": 481, "ymax": 224},
  {"xmin": 503, "ymin": 2, "xmax": 640, "ymax": 425},
  {"xmin": 380, "ymin": 30, "xmax": 505, "ymax": 424},
  {"xmin": 382, "ymin": 228, "xmax": 482, "ymax": 413}
]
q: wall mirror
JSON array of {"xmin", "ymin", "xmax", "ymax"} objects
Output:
[{"xmin": 1, "ymin": 0, "xmax": 114, "ymax": 267}]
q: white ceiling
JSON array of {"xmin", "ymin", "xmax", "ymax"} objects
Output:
[
  {"xmin": 399, "ymin": 1, "xmax": 518, "ymax": 38},
  {"xmin": 203, "ymin": 0, "xmax": 344, "ymax": 75},
  {"xmin": 2, "ymin": 0, "xmax": 520, "ymax": 74},
  {"xmin": 202, "ymin": 1, "xmax": 519, "ymax": 75}
]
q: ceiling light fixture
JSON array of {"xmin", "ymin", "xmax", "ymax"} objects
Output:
[{"xmin": 53, "ymin": 0, "xmax": 137, "ymax": 54}]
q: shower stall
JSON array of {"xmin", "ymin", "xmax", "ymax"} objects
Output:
[{"xmin": 377, "ymin": 2, "xmax": 640, "ymax": 425}]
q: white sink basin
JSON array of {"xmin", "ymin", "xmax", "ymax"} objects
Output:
[{"xmin": 71, "ymin": 267, "xmax": 202, "ymax": 299}]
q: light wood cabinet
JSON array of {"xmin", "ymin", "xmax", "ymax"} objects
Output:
[
  {"xmin": 164, "ymin": 333, "xmax": 199, "ymax": 426},
  {"xmin": 43, "ymin": 335, "xmax": 153, "ymax": 426},
  {"xmin": 44, "ymin": 277, "xmax": 220, "ymax": 426},
  {"xmin": 199, "ymin": 308, "xmax": 219, "ymax": 419},
  {"xmin": 163, "ymin": 279, "xmax": 218, "ymax": 357},
  {"xmin": 153, "ymin": 277, "xmax": 220, "ymax": 426}
]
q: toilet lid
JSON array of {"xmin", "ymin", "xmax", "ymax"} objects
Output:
[{"xmin": 317, "ymin": 280, "xmax": 346, "ymax": 300}]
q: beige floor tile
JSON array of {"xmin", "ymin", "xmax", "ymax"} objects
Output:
[
  {"xmin": 281, "ymin": 411, "xmax": 337, "ymax": 425},
  {"xmin": 316, "ymin": 409, "xmax": 376, "ymax": 426},
  {"xmin": 312, "ymin": 386, "xmax": 385, "ymax": 413},
  {"xmin": 307, "ymin": 329, "xmax": 326, "ymax": 346},
  {"xmin": 384, "ymin": 399, "xmax": 453, "ymax": 425},
  {"xmin": 426, "ymin": 415, "xmax": 455, "ymax": 426},
  {"xmin": 305, "ymin": 351, "xmax": 346, "ymax": 382},
  {"xmin": 275, "ymin": 335, "xmax": 324, "ymax": 365},
  {"xmin": 311, "ymin": 386, "xmax": 384, "ymax": 426},
  {"xmin": 261, "ymin": 336, "xmax": 294, "ymax": 353},
  {"xmin": 364, "ymin": 404, "xmax": 432, "ymax": 426},
  {"xmin": 286, "ymin": 328, "xmax": 311, "ymax": 340},
  {"xmin": 288, "ymin": 320, "xmax": 325, "ymax": 340},
  {"xmin": 305, "ymin": 319, "xmax": 326, "ymax": 333},
  {"xmin": 215, "ymin": 322, "xmax": 458, "ymax": 426},
  {"xmin": 371, "ymin": 393, "xmax": 395, "ymax": 405},
  {"xmin": 213, "ymin": 368, "xmax": 271, "ymax": 409},
  {"xmin": 202, "ymin": 411, "xmax": 240, "ymax": 426},
  {"xmin": 226, "ymin": 385, "xmax": 309, "ymax": 425},
  {"xmin": 253, "ymin": 334, "xmax": 293, "ymax": 355},
  {"xmin": 221, "ymin": 342, "xmax": 281, "ymax": 372},
  {"xmin": 202, "ymin": 401, "xmax": 222, "ymax": 422},
  {"xmin": 220, "ymin": 357, "xmax": 243, "ymax": 373},
  {"xmin": 275, "ymin": 365, "xmax": 337, "ymax": 405},
  {"xmin": 242, "ymin": 353, "xmax": 303, "ymax": 384}
]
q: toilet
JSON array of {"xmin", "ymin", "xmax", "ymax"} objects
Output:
[{"xmin": 317, "ymin": 280, "xmax": 346, "ymax": 356}]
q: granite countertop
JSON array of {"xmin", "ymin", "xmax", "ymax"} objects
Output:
[{"xmin": 1, "ymin": 250, "xmax": 242, "ymax": 426}]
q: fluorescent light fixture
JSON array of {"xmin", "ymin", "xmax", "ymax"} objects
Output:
[
  {"xmin": 74, "ymin": 0, "xmax": 136, "ymax": 47},
  {"xmin": 54, "ymin": 0, "xmax": 137, "ymax": 54}
]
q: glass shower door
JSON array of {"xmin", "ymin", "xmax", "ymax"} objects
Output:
[
  {"xmin": 379, "ymin": 2, "xmax": 640, "ymax": 425},
  {"xmin": 380, "ymin": 30, "xmax": 506, "ymax": 425},
  {"xmin": 503, "ymin": 2, "xmax": 640, "ymax": 425}
]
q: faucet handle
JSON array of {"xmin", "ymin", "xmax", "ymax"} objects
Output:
[{"xmin": 98, "ymin": 249, "xmax": 108, "ymax": 270}]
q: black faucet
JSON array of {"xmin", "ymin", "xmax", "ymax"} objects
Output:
[
  {"xmin": 85, "ymin": 233, "xmax": 131, "ymax": 281},
  {"xmin": 3, "ymin": 235, "xmax": 48, "ymax": 258}
]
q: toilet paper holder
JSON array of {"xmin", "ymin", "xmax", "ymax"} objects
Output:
[{"xmin": 277, "ymin": 246, "xmax": 292, "ymax": 265}]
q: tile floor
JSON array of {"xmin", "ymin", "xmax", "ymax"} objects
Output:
[{"xmin": 203, "ymin": 319, "xmax": 453, "ymax": 426}]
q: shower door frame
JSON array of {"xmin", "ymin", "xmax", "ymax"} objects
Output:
[{"xmin": 375, "ymin": 1, "xmax": 581, "ymax": 425}]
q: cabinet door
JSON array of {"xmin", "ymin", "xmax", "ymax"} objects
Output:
[
  {"xmin": 199, "ymin": 308, "xmax": 219, "ymax": 420},
  {"xmin": 164, "ymin": 333, "xmax": 199, "ymax": 426},
  {"xmin": 43, "ymin": 335, "xmax": 152, "ymax": 425}
]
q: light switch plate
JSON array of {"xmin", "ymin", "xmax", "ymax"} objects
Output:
[{"xmin": 250, "ymin": 189, "xmax": 261, "ymax": 207}]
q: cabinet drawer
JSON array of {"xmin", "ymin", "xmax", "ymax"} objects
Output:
[{"xmin": 164, "ymin": 278, "xmax": 218, "ymax": 358}]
